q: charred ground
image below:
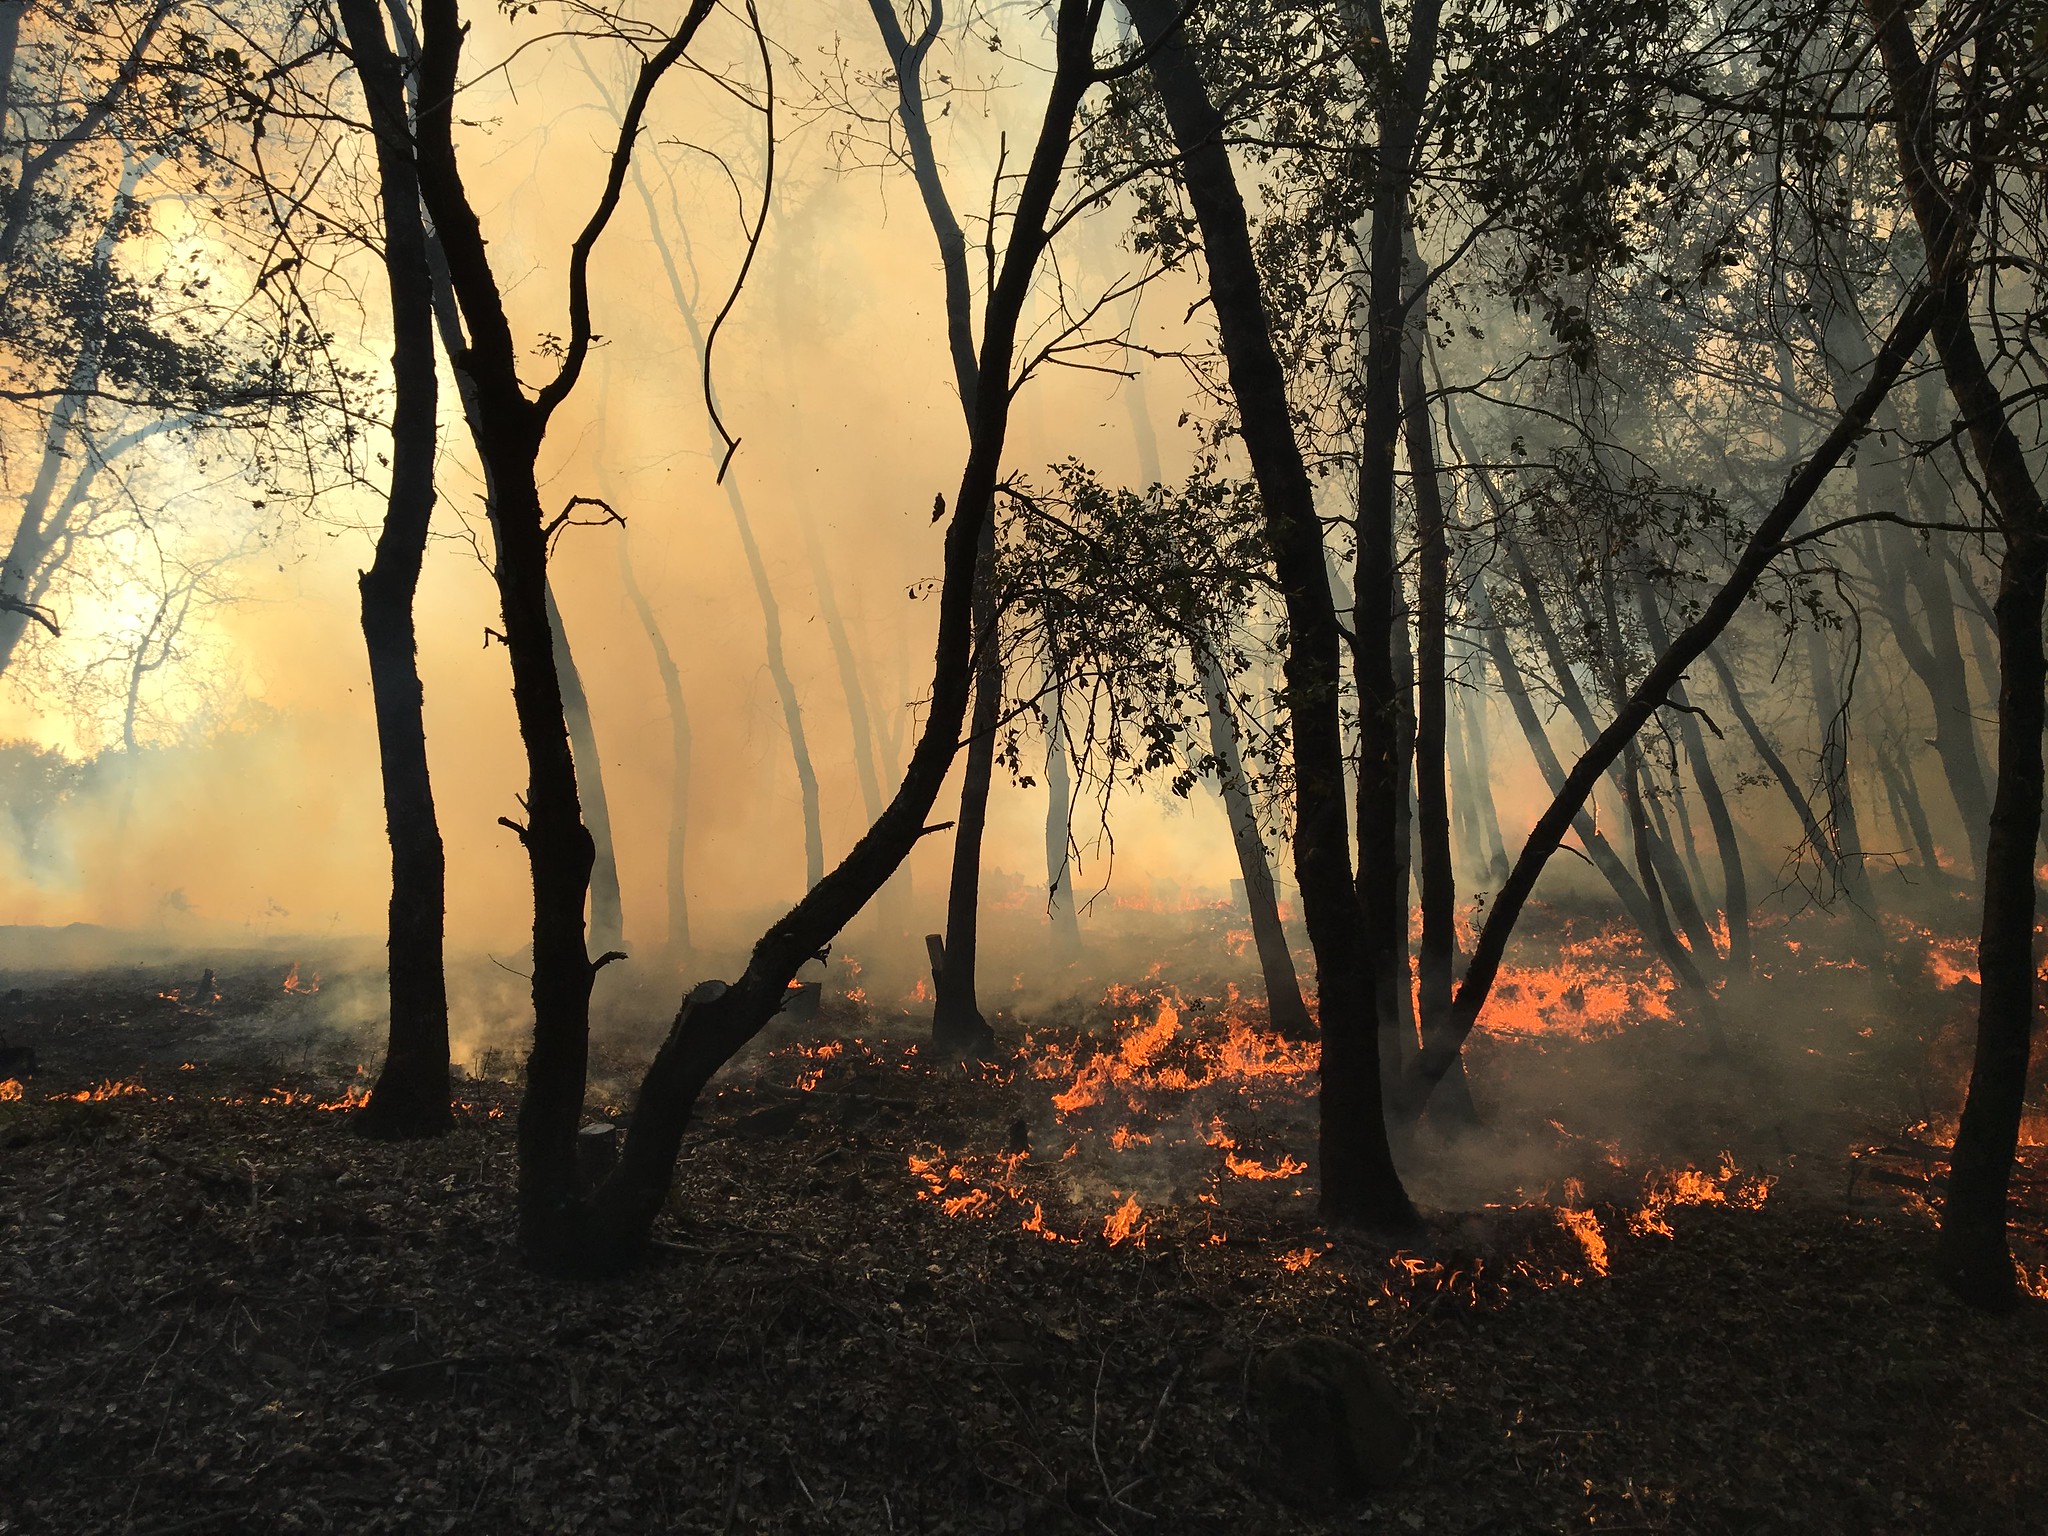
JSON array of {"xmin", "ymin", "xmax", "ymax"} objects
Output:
[{"xmin": 3, "ymin": 897, "xmax": 2045, "ymax": 1535}]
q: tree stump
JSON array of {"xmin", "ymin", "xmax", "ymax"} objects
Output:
[{"xmin": 1248, "ymin": 1336, "xmax": 1413, "ymax": 1505}]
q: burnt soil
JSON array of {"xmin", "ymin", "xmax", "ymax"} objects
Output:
[{"xmin": 2, "ymin": 922, "xmax": 2046, "ymax": 1536}]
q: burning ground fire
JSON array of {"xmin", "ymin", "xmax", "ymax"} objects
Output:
[{"xmin": 754, "ymin": 978, "xmax": 1810, "ymax": 1299}]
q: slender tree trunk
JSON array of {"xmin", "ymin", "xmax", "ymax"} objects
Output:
[
  {"xmin": 1469, "ymin": 567, "xmax": 1675, "ymax": 951},
  {"xmin": 339, "ymin": 0, "xmax": 451, "ymax": 1139},
  {"xmin": 933, "ymin": 523, "xmax": 1000, "ymax": 1058},
  {"xmin": 1401, "ymin": 287, "xmax": 1941, "ymax": 1106},
  {"xmin": 1130, "ymin": 0, "xmax": 1417, "ymax": 1229},
  {"xmin": 617, "ymin": 148, "xmax": 825, "ymax": 896},
  {"xmin": 866, "ymin": 0, "xmax": 1006, "ymax": 1041},
  {"xmin": 572, "ymin": 0, "xmax": 1106, "ymax": 1273},
  {"xmin": 1200, "ymin": 645, "xmax": 1315, "ymax": 1036},
  {"xmin": 1703, "ymin": 643, "xmax": 1854, "ymax": 887},
  {"xmin": 1400, "ymin": 330, "xmax": 1484, "ymax": 1123},
  {"xmin": 1822, "ymin": 285, "xmax": 1991, "ymax": 877},
  {"xmin": 1043, "ymin": 677, "xmax": 1083, "ymax": 962},
  {"xmin": 1867, "ymin": 0, "xmax": 2048, "ymax": 1310},
  {"xmin": 615, "ymin": 523, "xmax": 692, "ymax": 959},
  {"xmin": 1639, "ymin": 580, "xmax": 1749, "ymax": 971},
  {"xmin": 1456, "ymin": 665, "xmax": 1513, "ymax": 883},
  {"xmin": 1348, "ymin": 0, "xmax": 1444, "ymax": 1118},
  {"xmin": 547, "ymin": 583, "xmax": 625, "ymax": 953},
  {"xmin": 1129, "ymin": 363, "xmax": 1307, "ymax": 1027}
]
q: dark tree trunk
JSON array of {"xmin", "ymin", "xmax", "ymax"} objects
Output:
[
  {"xmin": 410, "ymin": 0, "xmax": 714, "ymax": 1259},
  {"xmin": 1867, "ymin": 0, "xmax": 2048, "ymax": 1311},
  {"xmin": 869, "ymin": 0, "xmax": 1008, "ymax": 1043},
  {"xmin": 1129, "ymin": 0, "xmax": 1417, "ymax": 1230},
  {"xmin": 1348, "ymin": 0, "xmax": 1444, "ymax": 1113},
  {"xmin": 1399, "ymin": 338, "xmax": 1476, "ymax": 1120},
  {"xmin": 340, "ymin": 0, "xmax": 451, "ymax": 1140},
  {"xmin": 933, "ymin": 523, "xmax": 1001, "ymax": 1059},
  {"xmin": 1400, "ymin": 288, "xmax": 1940, "ymax": 1106}
]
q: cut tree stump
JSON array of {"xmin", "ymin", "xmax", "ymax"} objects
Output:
[{"xmin": 1248, "ymin": 1336, "xmax": 1413, "ymax": 1505}]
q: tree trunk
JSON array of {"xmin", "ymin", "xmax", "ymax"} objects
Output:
[
  {"xmin": 339, "ymin": 0, "xmax": 450, "ymax": 1140},
  {"xmin": 563, "ymin": 0, "xmax": 1106, "ymax": 1274},
  {"xmin": 1043, "ymin": 678, "xmax": 1083, "ymax": 962},
  {"xmin": 1400, "ymin": 339, "xmax": 1478, "ymax": 1120},
  {"xmin": 1130, "ymin": 0, "xmax": 1417, "ymax": 1230},
  {"xmin": 933, "ymin": 523, "xmax": 1001, "ymax": 1059},
  {"xmin": 1454, "ymin": 663, "xmax": 1512, "ymax": 883},
  {"xmin": 410, "ymin": 0, "xmax": 714, "ymax": 1259},
  {"xmin": 1866, "ymin": 0, "xmax": 2048, "ymax": 1311},
  {"xmin": 1128, "ymin": 362, "xmax": 1307, "ymax": 1029},
  {"xmin": 548, "ymin": 583, "xmax": 624, "ymax": 955},
  {"xmin": 1468, "ymin": 567, "xmax": 1675, "ymax": 954},
  {"xmin": 1348, "ymin": 0, "xmax": 1444, "ymax": 1129},
  {"xmin": 1822, "ymin": 287, "xmax": 1991, "ymax": 878},
  {"xmin": 1200, "ymin": 645, "xmax": 1315, "ymax": 1036},
  {"xmin": 615, "ymin": 522, "xmax": 692, "ymax": 959},
  {"xmin": 1400, "ymin": 287, "xmax": 1941, "ymax": 1107},
  {"xmin": 1639, "ymin": 580, "xmax": 1749, "ymax": 972}
]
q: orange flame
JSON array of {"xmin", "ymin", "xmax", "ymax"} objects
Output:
[{"xmin": 1102, "ymin": 1193, "xmax": 1147, "ymax": 1246}]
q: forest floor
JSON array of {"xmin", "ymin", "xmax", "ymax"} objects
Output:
[{"xmin": 2, "ymin": 902, "xmax": 2046, "ymax": 1535}]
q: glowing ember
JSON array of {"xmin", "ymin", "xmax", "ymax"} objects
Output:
[
  {"xmin": 55, "ymin": 1079, "xmax": 149, "ymax": 1103},
  {"xmin": 1277, "ymin": 1246, "xmax": 1323, "ymax": 1272},
  {"xmin": 0, "ymin": 1078, "xmax": 22, "ymax": 1102}
]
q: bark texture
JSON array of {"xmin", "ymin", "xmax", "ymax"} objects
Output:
[
  {"xmin": 1128, "ymin": 0, "xmax": 1417, "ymax": 1229},
  {"xmin": 340, "ymin": 0, "xmax": 450, "ymax": 1140}
]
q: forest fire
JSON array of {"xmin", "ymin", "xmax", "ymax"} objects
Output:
[{"xmin": 6, "ymin": 0, "xmax": 2048, "ymax": 1528}]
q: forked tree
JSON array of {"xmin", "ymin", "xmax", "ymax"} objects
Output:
[{"xmin": 396, "ymin": 0, "xmax": 1109, "ymax": 1273}]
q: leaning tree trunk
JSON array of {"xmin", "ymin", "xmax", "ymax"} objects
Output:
[
  {"xmin": 547, "ymin": 583, "xmax": 624, "ymax": 955},
  {"xmin": 1866, "ymin": 0, "xmax": 2048, "ymax": 1311},
  {"xmin": 561, "ymin": 0, "xmax": 1108, "ymax": 1274},
  {"xmin": 1400, "ymin": 286, "xmax": 1941, "ymax": 1107},
  {"xmin": 1199, "ymin": 644, "xmax": 1316, "ymax": 1037},
  {"xmin": 1131, "ymin": 0, "xmax": 1418, "ymax": 1229},
  {"xmin": 340, "ymin": 0, "xmax": 450, "ymax": 1140}
]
